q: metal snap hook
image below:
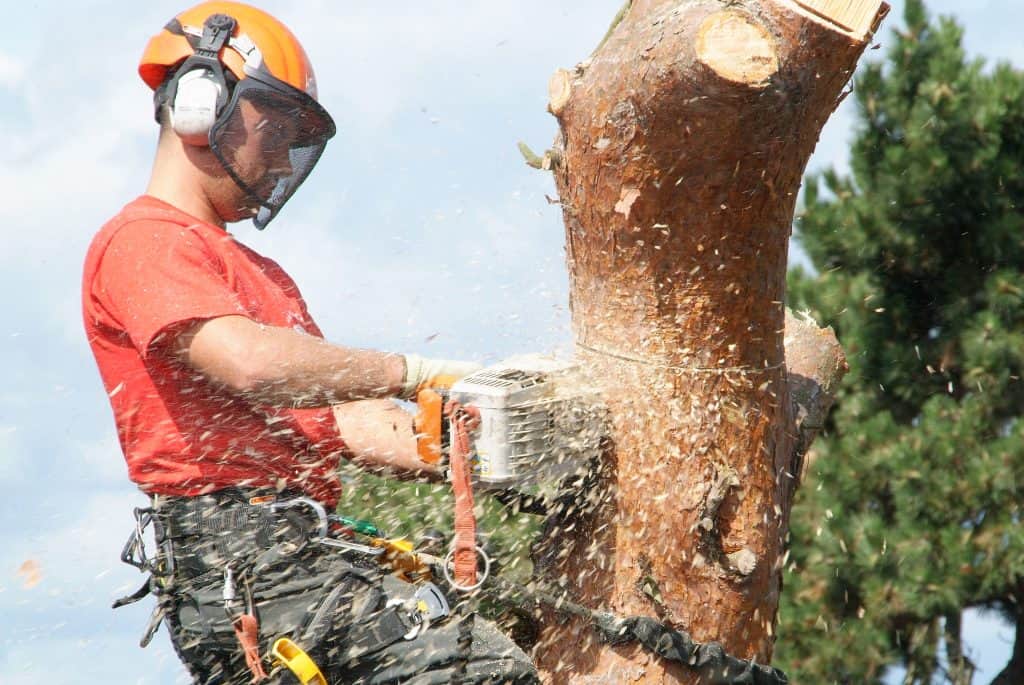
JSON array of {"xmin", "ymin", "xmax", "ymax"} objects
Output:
[{"xmin": 441, "ymin": 545, "xmax": 491, "ymax": 593}]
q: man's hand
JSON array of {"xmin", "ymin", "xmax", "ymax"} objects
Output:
[
  {"xmin": 400, "ymin": 354, "xmax": 481, "ymax": 399},
  {"xmin": 332, "ymin": 399, "xmax": 441, "ymax": 480}
]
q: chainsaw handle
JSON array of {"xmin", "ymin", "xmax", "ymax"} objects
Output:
[
  {"xmin": 414, "ymin": 387, "xmax": 446, "ymax": 465},
  {"xmin": 413, "ymin": 377, "xmax": 457, "ymax": 465}
]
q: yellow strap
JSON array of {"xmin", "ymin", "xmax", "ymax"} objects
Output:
[
  {"xmin": 271, "ymin": 638, "xmax": 327, "ymax": 685},
  {"xmin": 370, "ymin": 537, "xmax": 433, "ymax": 582}
]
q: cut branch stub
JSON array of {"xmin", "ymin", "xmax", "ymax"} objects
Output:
[
  {"xmin": 782, "ymin": 308, "xmax": 848, "ymax": 497},
  {"xmin": 548, "ymin": 68, "xmax": 573, "ymax": 117},
  {"xmin": 695, "ymin": 11, "xmax": 778, "ymax": 87},
  {"xmin": 534, "ymin": 0, "xmax": 885, "ymax": 682}
]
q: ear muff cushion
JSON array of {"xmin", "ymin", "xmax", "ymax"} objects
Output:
[{"xmin": 170, "ymin": 69, "xmax": 224, "ymax": 146}]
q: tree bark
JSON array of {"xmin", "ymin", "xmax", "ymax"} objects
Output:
[
  {"xmin": 532, "ymin": 1, "xmax": 884, "ymax": 681},
  {"xmin": 780, "ymin": 308, "xmax": 847, "ymax": 508},
  {"xmin": 943, "ymin": 611, "xmax": 975, "ymax": 685},
  {"xmin": 991, "ymin": 611, "xmax": 1024, "ymax": 685}
]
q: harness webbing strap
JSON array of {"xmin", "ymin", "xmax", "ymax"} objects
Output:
[
  {"xmin": 602, "ymin": 616, "xmax": 788, "ymax": 685},
  {"xmin": 112, "ymin": 579, "xmax": 152, "ymax": 609},
  {"xmin": 342, "ymin": 606, "xmax": 419, "ymax": 660},
  {"xmin": 486, "ymin": 575, "xmax": 789, "ymax": 685}
]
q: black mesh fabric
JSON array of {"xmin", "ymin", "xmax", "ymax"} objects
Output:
[{"xmin": 209, "ymin": 77, "xmax": 335, "ymax": 228}]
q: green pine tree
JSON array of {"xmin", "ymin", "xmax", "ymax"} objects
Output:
[{"xmin": 777, "ymin": 1, "xmax": 1024, "ymax": 683}]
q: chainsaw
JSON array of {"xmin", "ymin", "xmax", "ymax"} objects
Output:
[{"xmin": 413, "ymin": 354, "xmax": 606, "ymax": 492}]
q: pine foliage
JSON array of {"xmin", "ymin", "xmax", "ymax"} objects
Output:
[{"xmin": 777, "ymin": 1, "xmax": 1024, "ymax": 682}]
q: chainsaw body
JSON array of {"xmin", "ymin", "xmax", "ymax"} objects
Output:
[{"xmin": 416, "ymin": 355, "xmax": 605, "ymax": 491}]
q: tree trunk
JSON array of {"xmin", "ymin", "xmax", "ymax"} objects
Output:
[
  {"xmin": 532, "ymin": 1, "xmax": 885, "ymax": 681},
  {"xmin": 991, "ymin": 611, "xmax": 1024, "ymax": 685},
  {"xmin": 944, "ymin": 611, "xmax": 975, "ymax": 685}
]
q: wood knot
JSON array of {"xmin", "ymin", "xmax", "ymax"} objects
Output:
[{"xmin": 726, "ymin": 548, "xmax": 758, "ymax": 576}]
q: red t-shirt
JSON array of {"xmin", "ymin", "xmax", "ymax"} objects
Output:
[{"xmin": 82, "ymin": 195, "xmax": 345, "ymax": 506}]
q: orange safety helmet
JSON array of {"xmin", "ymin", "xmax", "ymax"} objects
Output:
[
  {"xmin": 138, "ymin": 2, "xmax": 336, "ymax": 228},
  {"xmin": 139, "ymin": 1, "xmax": 318, "ymax": 100}
]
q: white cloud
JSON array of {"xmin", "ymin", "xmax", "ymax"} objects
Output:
[
  {"xmin": 0, "ymin": 489, "xmax": 150, "ymax": 613},
  {"xmin": 0, "ymin": 86, "xmax": 151, "ymax": 234},
  {"xmin": 0, "ymin": 51, "xmax": 25, "ymax": 89},
  {"xmin": 0, "ymin": 424, "xmax": 23, "ymax": 478},
  {"xmin": 0, "ymin": 632, "xmax": 188, "ymax": 685},
  {"xmin": 72, "ymin": 433, "xmax": 129, "ymax": 487},
  {"xmin": 273, "ymin": 1, "xmax": 621, "ymax": 133}
]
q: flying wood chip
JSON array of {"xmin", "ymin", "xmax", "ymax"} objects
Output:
[
  {"xmin": 614, "ymin": 188, "xmax": 641, "ymax": 219},
  {"xmin": 17, "ymin": 559, "xmax": 41, "ymax": 589}
]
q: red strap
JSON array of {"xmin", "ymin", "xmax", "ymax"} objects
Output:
[
  {"xmin": 446, "ymin": 401, "xmax": 480, "ymax": 588},
  {"xmin": 232, "ymin": 613, "xmax": 268, "ymax": 683}
]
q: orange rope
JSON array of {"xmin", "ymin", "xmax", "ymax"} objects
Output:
[
  {"xmin": 232, "ymin": 613, "xmax": 268, "ymax": 682},
  {"xmin": 445, "ymin": 400, "xmax": 480, "ymax": 588}
]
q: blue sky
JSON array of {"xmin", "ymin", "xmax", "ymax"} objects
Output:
[{"xmin": 1, "ymin": 1, "xmax": 1020, "ymax": 683}]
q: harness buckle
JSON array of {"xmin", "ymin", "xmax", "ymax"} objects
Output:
[
  {"xmin": 442, "ymin": 544, "xmax": 492, "ymax": 593},
  {"xmin": 385, "ymin": 582, "xmax": 452, "ymax": 641}
]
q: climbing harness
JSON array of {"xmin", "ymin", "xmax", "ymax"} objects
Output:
[
  {"xmin": 114, "ymin": 489, "xmax": 453, "ymax": 683},
  {"xmin": 115, "ymin": 482, "xmax": 787, "ymax": 685}
]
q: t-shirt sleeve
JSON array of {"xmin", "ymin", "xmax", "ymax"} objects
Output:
[{"xmin": 93, "ymin": 221, "xmax": 247, "ymax": 356}]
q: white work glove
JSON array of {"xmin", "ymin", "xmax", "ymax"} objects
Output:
[{"xmin": 400, "ymin": 354, "xmax": 481, "ymax": 400}]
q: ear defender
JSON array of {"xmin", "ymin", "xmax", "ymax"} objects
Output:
[
  {"xmin": 169, "ymin": 68, "xmax": 223, "ymax": 145},
  {"xmin": 164, "ymin": 13, "xmax": 237, "ymax": 147}
]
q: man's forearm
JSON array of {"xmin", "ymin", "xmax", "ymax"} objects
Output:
[{"xmin": 180, "ymin": 315, "xmax": 406, "ymax": 407}]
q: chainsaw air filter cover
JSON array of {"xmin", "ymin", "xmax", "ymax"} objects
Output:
[{"xmin": 449, "ymin": 354, "xmax": 606, "ymax": 490}]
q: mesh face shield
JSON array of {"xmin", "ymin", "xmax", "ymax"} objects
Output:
[{"xmin": 209, "ymin": 74, "xmax": 336, "ymax": 229}]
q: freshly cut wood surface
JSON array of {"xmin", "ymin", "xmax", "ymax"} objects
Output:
[
  {"xmin": 793, "ymin": 0, "xmax": 885, "ymax": 35},
  {"xmin": 695, "ymin": 11, "xmax": 778, "ymax": 86},
  {"xmin": 548, "ymin": 68, "xmax": 573, "ymax": 116}
]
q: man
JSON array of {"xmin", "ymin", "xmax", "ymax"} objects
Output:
[{"xmin": 81, "ymin": 2, "xmax": 538, "ymax": 683}]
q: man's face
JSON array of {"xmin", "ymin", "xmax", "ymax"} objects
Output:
[
  {"xmin": 208, "ymin": 96, "xmax": 301, "ymax": 221},
  {"xmin": 200, "ymin": 93, "xmax": 301, "ymax": 222},
  {"xmin": 202, "ymin": 79, "xmax": 334, "ymax": 227},
  {"xmin": 230, "ymin": 98, "xmax": 297, "ymax": 205}
]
